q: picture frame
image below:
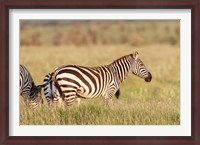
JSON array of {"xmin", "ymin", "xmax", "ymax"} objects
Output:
[{"xmin": 1, "ymin": 0, "xmax": 199, "ymax": 144}]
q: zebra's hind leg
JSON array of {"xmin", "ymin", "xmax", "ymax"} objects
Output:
[
  {"xmin": 103, "ymin": 96, "xmax": 113, "ymax": 107},
  {"xmin": 76, "ymin": 98, "xmax": 81, "ymax": 107},
  {"xmin": 62, "ymin": 89, "xmax": 81, "ymax": 107},
  {"xmin": 52, "ymin": 95, "xmax": 63, "ymax": 107},
  {"xmin": 63, "ymin": 93, "xmax": 77, "ymax": 107}
]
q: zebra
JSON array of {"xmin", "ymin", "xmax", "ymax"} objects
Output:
[
  {"xmin": 47, "ymin": 51, "xmax": 152, "ymax": 106},
  {"xmin": 43, "ymin": 73, "xmax": 61, "ymax": 106},
  {"xmin": 43, "ymin": 73, "xmax": 121, "ymax": 106},
  {"xmin": 20, "ymin": 64, "xmax": 48, "ymax": 107}
]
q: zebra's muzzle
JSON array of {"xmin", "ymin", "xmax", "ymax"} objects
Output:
[{"xmin": 145, "ymin": 72, "xmax": 152, "ymax": 82}]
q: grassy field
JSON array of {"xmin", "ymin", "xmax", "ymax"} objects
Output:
[{"xmin": 20, "ymin": 44, "xmax": 180, "ymax": 125}]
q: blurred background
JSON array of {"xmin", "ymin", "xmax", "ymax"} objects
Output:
[
  {"xmin": 20, "ymin": 20, "xmax": 180, "ymax": 125},
  {"xmin": 20, "ymin": 20, "xmax": 180, "ymax": 47}
]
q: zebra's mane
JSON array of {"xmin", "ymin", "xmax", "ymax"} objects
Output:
[
  {"xmin": 109, "ymin": 53, "xmax": 132, "ymax": 66},
  {"xmin": 53, "ymin": 54, "xmax": 133, "ymax": 73}
]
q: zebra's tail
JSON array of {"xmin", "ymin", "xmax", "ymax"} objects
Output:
[
  {"xmin": 115, "ymin": 89, "xmax": 120, "ymax": 99},
  {"xmin": 37, "ymin": 72, "xmax": 54, "ymax": 88}
]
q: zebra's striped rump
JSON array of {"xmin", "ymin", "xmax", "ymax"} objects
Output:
[
  {"xmin": 55, "ymin": 65, "xmax": 108, "ymax": 99},
  {"xmin": 50, "ymin": 51, "xmax": 152, "ymax": 106}
]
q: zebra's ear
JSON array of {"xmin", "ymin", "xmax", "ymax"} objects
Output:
[{"xmin": 134, "ymin": 51, "xmax": 139, "ymax": 60}]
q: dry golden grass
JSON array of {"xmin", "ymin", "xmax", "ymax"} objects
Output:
[{"xmin": 20, "ymin": 44, "xmax": 180, "ymax": 125}]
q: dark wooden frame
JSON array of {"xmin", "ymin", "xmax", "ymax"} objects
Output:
[{"xmin": 1, "ymin": 0, "xmax": 199, "ymax": 145}]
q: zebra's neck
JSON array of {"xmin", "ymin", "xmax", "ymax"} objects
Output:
[{"xmin": 108, "ymin": 54, "xmax": 133, "ymax": 85}]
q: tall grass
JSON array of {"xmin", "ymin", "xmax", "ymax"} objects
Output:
[{"xmin": 20, "ymin": 44, "xmax": 180, "ymax": 125}]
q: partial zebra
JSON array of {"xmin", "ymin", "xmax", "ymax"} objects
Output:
[
  {"xmin": 48, "ymin": 51, "xmax": 152, "ymax": 106},
  {"xmin": 20, "ymin": 64, "xmax": 45, "ymax": 107},
  {"xmin": 43, "ymin": 73, "xmax": 61, "ymax": 105},
  {"xmin": 43, "ymin": 73, "xmax": 121, "ymax": 106}
]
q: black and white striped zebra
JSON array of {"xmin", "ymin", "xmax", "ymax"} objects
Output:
[
  {"xmin": 48, "ymin": 51, "xmax": 152, "ymax": 106},
  {"xmin": 20, "ymin": 64, "xmax": 46, "ymax": 107},
  {"xmin": 43, "ymin": 73, "xmax": 62, "ymax": 105},
  {"xmin": 43, "ymin": 73, "xmax": 121, "ymax": 106}
]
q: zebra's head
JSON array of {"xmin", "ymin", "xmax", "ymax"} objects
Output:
[{"xmin": 131, "ymin": 51, "xmax": 152, "ymax": 82}]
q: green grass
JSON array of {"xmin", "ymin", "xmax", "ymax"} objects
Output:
[{"xmin": 20, "ymin": 44, "xmax": 180, "ymax": 125}]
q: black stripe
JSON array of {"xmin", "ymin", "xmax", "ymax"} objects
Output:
[
  {"xmin": 54, "ymin": 74, "xmax": 63, "ymax": 98},
  {"xmin": 96, "ymin": 67, "xmax": 104, "ymax": 94},
  {"xmin": 60, "ymin": 84, "xmax": 77, "ymax": 90},
  {"xmin": 44, "ymin": 87, "xmax": 48, "ymax": 91},
  {"xmin": 116, "ymin": 60, "xmax": 123, "ymax": 80},
  {"xmin": 63, "ymin": 90, "xmax": 76, "ymax": 94},
  {"xmin": 101, "ymin": 66, "xmax": 108, "ymax": 87},
  {"xmin": 58, "ymin": 77, "xmax": 81, "ymax": 88},
  {"xmin": 91, "ymin": 67, "xmax": 102, "ymax": 96}
]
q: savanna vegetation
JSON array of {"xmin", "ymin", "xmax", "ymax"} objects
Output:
[{"xmin": 20, "ymin": 20, "xmax": 180, "ymax": 125}]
